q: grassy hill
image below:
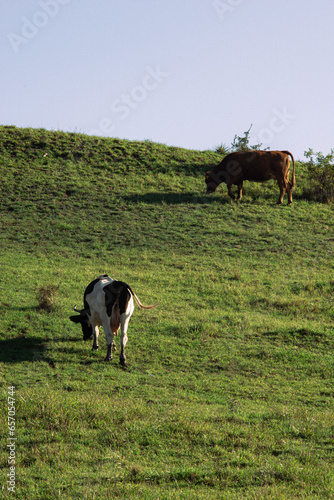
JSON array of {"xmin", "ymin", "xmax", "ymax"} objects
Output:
[{"xmin": 0, "ymin": 126, "xmax": 333, "ymax": 499}]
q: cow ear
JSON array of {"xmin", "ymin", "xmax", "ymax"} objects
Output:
[{"xmin": 69, "ymin": 315, "xmax": 82, "ymax": 323}]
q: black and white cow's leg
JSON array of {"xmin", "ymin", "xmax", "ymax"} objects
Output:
[
  {"xmin": 106, "ymin": 327, "xmax": 119, "ymax": 360},
  {"xmin": 92, "ymin": 325, "xmax": 100, "ymax": 350},
  {"xmin": 104, "ymin": 332, "xmax": 114, "ymax": 361},
  {"xmin": 102, "ymin": 317, "xmax": 117, "ymax": 361},
  {"xmin": 119, "ymin": 298, "xmax": 134, "ymax": 366},
  {"xmin": 120, "ymin": 333, "xmax": 127, "ymax": 366},
  {"xmin": 105, "ymin": 341, "xmax": 113, "ymax": 361}
]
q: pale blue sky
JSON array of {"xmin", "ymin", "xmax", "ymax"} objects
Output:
[{"xmin": 2, "ymin": 0, "xmax": 334, "ymax": 159}]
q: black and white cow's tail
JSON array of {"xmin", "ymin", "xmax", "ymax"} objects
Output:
[{"xmin": 127, "ymin": 286, "xmax": 157, "ymax": 310}]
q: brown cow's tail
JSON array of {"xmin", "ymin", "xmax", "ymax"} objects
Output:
[
  {"xmin": 127, "ymin": 286, "xmax": 158, "ymax": 310},
  {"xmin": 282, "ymin": 150, "xmax": 296, "ymax": 191}
]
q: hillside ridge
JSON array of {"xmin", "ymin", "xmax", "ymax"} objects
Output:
[{"xmin": 0, "ymin": 125, "xmax": 221, "ymax": 176}]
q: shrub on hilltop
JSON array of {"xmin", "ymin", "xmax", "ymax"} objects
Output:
[{"xmin": 304, "ymin": 148, "xmax": 334, "ymax": 203}]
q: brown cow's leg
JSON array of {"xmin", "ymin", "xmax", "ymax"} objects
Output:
[
  {"xmin": 237, "ymin": 181, "xmax": 243, "ymax": 200},
  {"xmin": 227, "ymin": 184, "xmax": 235, "ymax": 200},
  {"xmin": 286, "ymin": 185, "xmax": 292, "ymax": 205},
  {"xmin": 277, "ymin": 180, "xmax": 286, "ymax": 205}
]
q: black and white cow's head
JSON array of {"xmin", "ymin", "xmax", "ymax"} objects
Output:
[{"xmin": 69, "ymin": 306, "xmax": 92, "ymax": 341}]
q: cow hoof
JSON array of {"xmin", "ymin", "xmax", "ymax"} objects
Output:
[
  {"xmin": 120, "ymin": 358, "xmax": 126, "ymax": 366},
  {"xmin": 92, "ymin": 345, "xmax": 99, "ymax": 351},
  {"xmin": 104, "ymin": 356, "xmax": 112, "ymax": 362}
]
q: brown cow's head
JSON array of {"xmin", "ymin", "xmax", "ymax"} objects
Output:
[{"xmin": 205, "ymin": 171, "xmax": 219, "ymax": 194}]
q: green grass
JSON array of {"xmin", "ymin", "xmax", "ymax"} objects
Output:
[{"xmin": 0, "ymin": 126, "xmax": 333, "ymax": 499}]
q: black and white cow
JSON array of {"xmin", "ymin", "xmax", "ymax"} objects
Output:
[{"xmin": 70, "ymin": 275, "xmax": 156, "ymax": 365}]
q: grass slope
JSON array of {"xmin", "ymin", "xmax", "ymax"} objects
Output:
[{"xmin": 0, "ymin": 126, "xmax": 333, "ymax": 499}]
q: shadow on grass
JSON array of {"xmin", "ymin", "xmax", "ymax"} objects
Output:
[
  {"xmin": 263, "ymin": 328, "xmax": 326, "ymax": 346},
  {"xmin": 0, "ymin": 334, "xmax": 91, "ymax": 365},
  {"xmin": 120, "ymin": 191, "xmax": 230, "ymax": 205},
  {"xmin": 120, "ymin": 188, "xmax": 302, "ymax": 206},
  {"xmin": 0, "ymin": 335, "xmax": 52, "ymax": 364}
]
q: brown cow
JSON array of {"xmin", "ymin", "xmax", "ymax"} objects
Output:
[{"xmin": 205, "ymin": 150, "xmax": 296, "ymax": 205}]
